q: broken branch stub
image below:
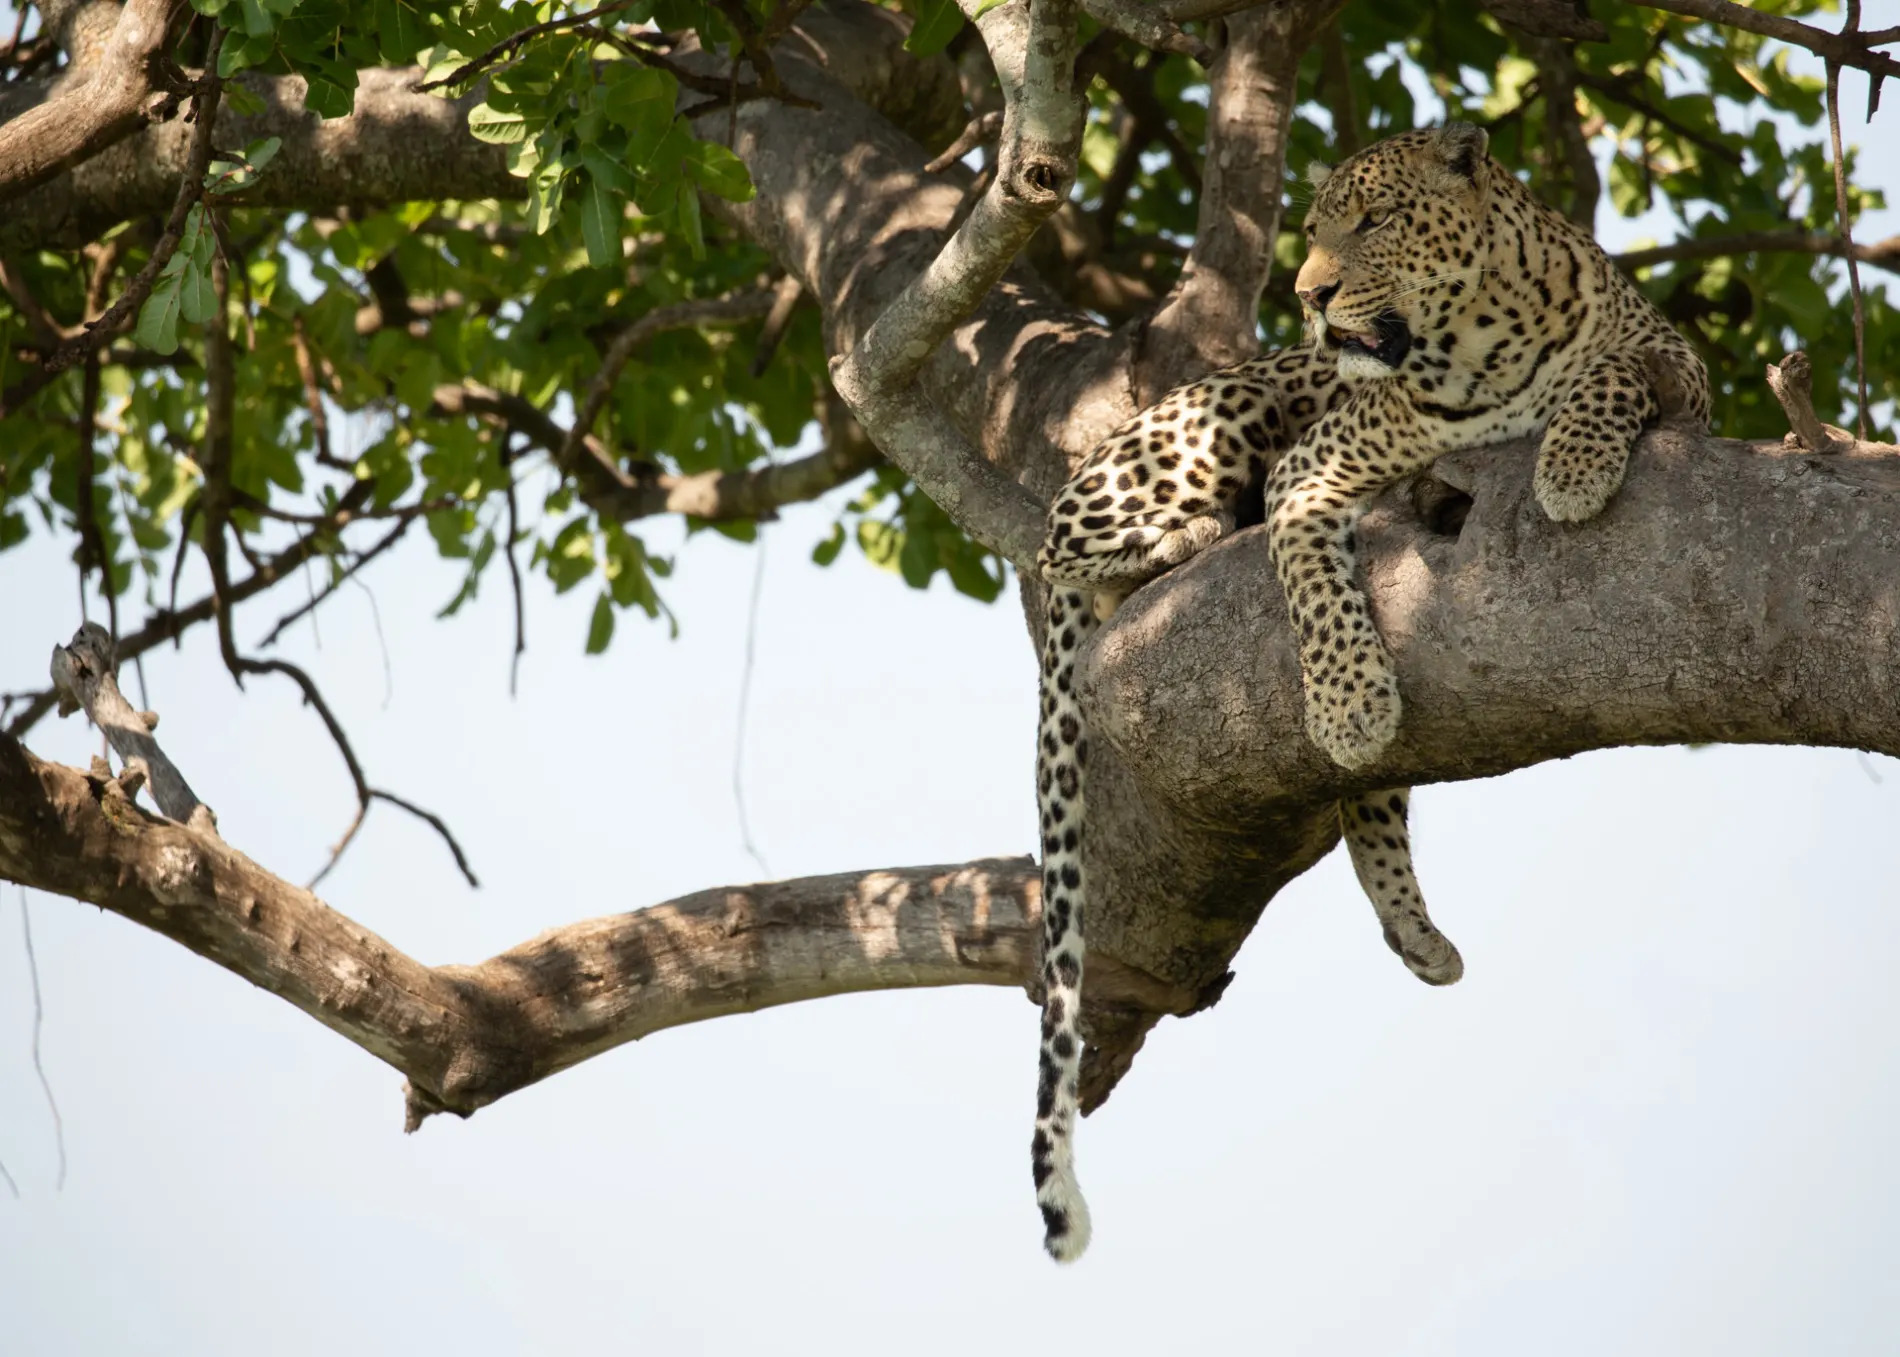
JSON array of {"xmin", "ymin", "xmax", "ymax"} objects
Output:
[{"xmin": 48, "ymin": 621, "xmax": 218, "ymax": 836}]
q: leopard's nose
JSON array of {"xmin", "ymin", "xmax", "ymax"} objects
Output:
[{"xmin": 1297, "ymin": 281, "xmax": 1340, "ymax": 313}]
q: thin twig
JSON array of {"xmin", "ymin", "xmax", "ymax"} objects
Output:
[
  {"xmin": 416, "ymin": 0, "xmax": 637, "ymax": 91},
  {"xmin": 1824, "ymin": 12, "xmax": 1870, "ymax": 440},
  {"xmin": 558, "ymin": 290, "xmax": 779, "ymax": 476},
  {"xmin": 6, "ymin": 496, "xmax": 374, "ymax": 740},
  {"xmin": 74, "ymin": 355, "xmax": 117, "ymax": 639},
  {"xmin": 924, "ymin": 110, "xmax": 1005, "ymax": 175},
  {"xmin": 257, "ymin": 519, "xmax": 415, "ymax": 648},
  {"xmin": 291, "ymin": 314, "xmax": 346, "ymax": 470},
  {"xmin": 748, "ymin": 273, "xmax": 805, "ymax": 377},
  {"xmin": 1614, "ymin": 230, "xmax": 1900, "ymax": 275},
  {"xmin": 1628, "ymin": 0, "xmax": 1900, "ymax": 85},
  {"xmin": 502, "ymin": 441, "xmax": 527, "ymax": 697},
  {"xmin": 19, "ymin": 891, "xmax": 66, "ymax": 1192},
  {"xmin": 734, "ymin": 525, "xmax": 770, "ymax": 877},
  {"xmin": 349, "ymin": 576, "xmax": 395, "ymax": 710},
  {"xmin": 230, "ymin": 654, "xmax": 476, "ymax": 890}
]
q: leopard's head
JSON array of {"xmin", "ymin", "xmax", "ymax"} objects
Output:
[{"xmin": 1295, "ymin": 124, "xmax": 1493, "ymax": 382}]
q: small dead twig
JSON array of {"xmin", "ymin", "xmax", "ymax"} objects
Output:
[
  {"xmin": 503, "ymin": 458, "xmax": 527, "ymax": 698},
  {"xmin": 233, "ymin": 653, "xmax": 477, "ymax": 890},
  {"xmin": 257, "ymin": 519, "xmax": 417, "ymax": 648},
  {"xmin": 925, "ymin": 111, "xmax": 1005, "ymax": 175},
  {"xmin": 749, "ymin": 273, "xmax": 805, "ymax": 377},
  {"xmin": 558, "ymin": 290, "xmax": 779, "ymax": 477},
  {"xmin": 19, "ymin": 891, "xmax": 66, "ymax": 1191},
  {"xmin": 1824, "ymin": 3, "xmax": 1871, "ymax": 441},
  {"xmin": 1765, "ymin": 352, "xmax": 1849, "ymax": 454},
  {"xmin": 291, "ymin": 314, "xmax": 348, "ymax": 471}
]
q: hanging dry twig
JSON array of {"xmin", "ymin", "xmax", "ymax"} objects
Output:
[{"xmin": 1824, "ymin": 2, "xmax": 1871, "ymax": 441}]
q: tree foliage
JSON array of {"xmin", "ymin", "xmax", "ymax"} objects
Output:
[{"xmin": 0, "ymin": 0, "xmax": 1890, "ymax": 670}]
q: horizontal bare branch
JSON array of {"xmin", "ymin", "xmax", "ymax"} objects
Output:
[
  {"xmin": 0, "ymin": 732, "xmax": 1204, "ymax": 1120},
  {"xmin": 1614, "ymin": 230, "xmax": 1900, "ymax": 276},
  {"xmin": 0, "ymin": 67, "xmax": 519, "ymax": 254},
  {"xmin": 1629, "ymin": 0, "xmax": 1900, "ymax": 84}
]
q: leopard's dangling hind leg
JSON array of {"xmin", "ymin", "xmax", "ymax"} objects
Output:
[
  {"xmin": 1031, "ymin": 585, "xmax": 1097, "ymax": 1262},
  {"xmin": 1340, "ymin": 789, "xmax": 1462, "ymax": 985}
]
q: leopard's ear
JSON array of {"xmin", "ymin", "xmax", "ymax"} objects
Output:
[
  {"xmin": 1306, "ymin": 159, "xmax": 1334, "ymax": 189},
  {"xmin": 1434, "ymin": 122, "xmax": 1490, "ymax": 183}
]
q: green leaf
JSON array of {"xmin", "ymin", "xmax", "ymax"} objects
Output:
[
  {"xmin": 245, "ymin": 135, "xmax": 283, "ymax": 174},
  {"xmin": 682, "ymin": 140, "xmax": 754, "ymax": 202},
  {"xmin": 904, "ymin": 0, "xmax": 964, "ymax": 56},
  {"xmin": 898, "ymin": 527, "xmax": 934, "ymax": 588},
  {"xmin": 301, "ymin": 59, "xmax": 359, "ymax": 119},
  {"xmin": 579, "ymin": 177, "xmax": 624, "ymax": 268},
  {"xmin": 585, "ymin": 591, "xmax": 615, "ymax": 653},
  {"xmin": 218, "ymin": 30, "xmax": 277, "ymax": 76},
  {"xmin": 676, "ymin": 181, "xmax": 704, "ymax": 257},
  {"xmin": 222, "ymin": 83, "xmax": 268, "ymax": 117},
  {"xmin": 136, "ymin": 275, "xmax": 184, "ymax": 356},
  {"xmin": 594, "ymin": 64, "xmax": 675, "ymax": 135},
  {"xmin": 811, "ymin": 522, "xmax": 845, "ymax": 566},
  {"xmin": 468, "ymin": 102, "xmax": 530, "ymax": 144},
  {"xmin": 577, "ymin": 147, "xmax": 636, "ymax": 197},
  {"xmin": 971, "ymin": 0, "xmax": 1007, "ymax": 16},
  {"xmin": 374, "ymin": 0, "xmax": 430, "ymax": 63},
  {"xmin": 178, "ymin": 252, "xmax": 218, "ymax": 325}
]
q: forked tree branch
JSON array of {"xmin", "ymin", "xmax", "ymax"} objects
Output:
[
  {"xmin": 0, "ymin": 724, "xmax": 1209, "ymax": 1122},
  {"xmin": 1137, "ymin": 0, "xmax": 1344, "ymax": 399},
  {"xmin": 825, "ymin": 0, "xmax": 1083, "ymax": 569},
  {"xmin": 0, "ymin": 0, "xmax": 189, "ymax": 204},
  {"xmin": 1630, "ymin": 0, "xmax": 1900, "ymax": 89}
]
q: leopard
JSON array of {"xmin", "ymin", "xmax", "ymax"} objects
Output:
[{"xmin": 1026, "ymin": 123, "xmax": 1710, "ymax": 1263}]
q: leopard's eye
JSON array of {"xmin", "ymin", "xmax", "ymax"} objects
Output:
[{"xmin": 1356, "ymin": 209, "xmax": 1391, "ymax": 233}]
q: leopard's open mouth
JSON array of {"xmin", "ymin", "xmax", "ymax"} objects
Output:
[{"xmin": 1330, "ymin": 312, "xmax": 1412, "ymax": 369}]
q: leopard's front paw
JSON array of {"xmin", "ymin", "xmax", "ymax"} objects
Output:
[
  {"xmin": 1145, "ymin": 512, "xmax": 1231, "ymax": 570},
  {"xmin": 1302, "ymin": 660, "xmax": 1402, "ymax": 769},
  {"xmin": 1533, "ymin": 457, "xmax": 1622, "ymax": 523}
]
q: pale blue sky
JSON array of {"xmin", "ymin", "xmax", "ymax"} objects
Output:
[{"xmin": 2, "ymin": 33, "xmax": 1898, "ymax": 1357}]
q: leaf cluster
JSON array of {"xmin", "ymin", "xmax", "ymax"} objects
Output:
[{"xmin": 1, "ymin": 0, "xmax": 1890, "ymax": 670}]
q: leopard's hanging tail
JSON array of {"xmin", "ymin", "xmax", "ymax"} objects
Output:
[{"xmin": 1031, "ymin": 585, "xmax": 1098, "ymax": 1262}]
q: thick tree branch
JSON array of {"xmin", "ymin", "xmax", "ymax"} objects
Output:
[
  {"xmin": 826, "ymin": 0, "xmax": 1083, "ymax": 569},
  {"xmin": 0, "ymin": 730, "xmax": 1213, "ymax": 1120},
  {"xmin": 1137, "ymin": 0, "xmax": 1342, "ymax": 398},
  {"xmin": 0, "ymin": 67, "xmax": 520, "ymax": 254},
  {"xmin": 1078, "ymin": 0, "xmax": 1212, "ymax": 64},
  {"xmin": 0, "ymin": 0, "xmax": 187, "ymax": 204},
  {"xmin": 1523, "ymin": 32, "xmax": 1599, "ymax": 228}
]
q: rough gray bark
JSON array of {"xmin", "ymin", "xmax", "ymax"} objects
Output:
[
  {"xmin": 3, "ymin": 0, "xmax": 1898, "ymax": 1125},
  {"xmin": 0, "ymin": 730, "xmax": 1213, "ymax": 1121}
]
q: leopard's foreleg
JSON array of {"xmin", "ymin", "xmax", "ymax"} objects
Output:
[
  {"xmin": 1266, "ymin": 385, "xmax": 1428, "ymax": 770},
  {"xmin": 1533, "ymin": 349, "xmax": 1664, "ymax": 523}
]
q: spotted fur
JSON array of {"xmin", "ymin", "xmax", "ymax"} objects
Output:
[{"xmin": 1028, "ymin": 124, "xmax": 1710, "ymax": 1263}]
